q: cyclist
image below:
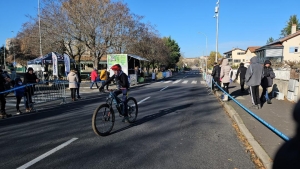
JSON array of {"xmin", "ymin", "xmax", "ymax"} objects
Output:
[{"xmin": 99, "ymin": 64, "xmax": 130, "ymax": 122}]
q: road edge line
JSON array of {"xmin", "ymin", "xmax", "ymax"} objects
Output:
[{"xmin": 215, "ymin": 91, "xmax": 272, "ymax": 169}]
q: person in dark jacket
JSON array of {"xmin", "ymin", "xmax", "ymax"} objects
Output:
[
  {"xmin": 260, "ymin": 60, "xmax": 275, "ymax": 104},
  {"xmin": 75, "ymin": 68, "xmax": 82, "ymax": 99},
  {"xmin": 236, "ymin": 63, "xmax": 247, "ymax": 93},
  {"xmin": 0, "ymin": 68, "xmax": 12, "ymax": 118},
  {"xmin": 273, "ymin": 100, "xmax": 300, "ymax": 169},
  {"xmin": 211, "ymin": 62, "xmax": 221, "ymax": 91},
  {"xmin": 100, "ymin": 64, "xmax": 130, "ymax": 123},
  {"xmin": 23, "ymin": 67, "xmax": 39, "ymax": 112},
  {"xmin": 245, "ymin": 56, "xmax": 263, "ymax": 109},
  {"xmin": 14, "ymin": 78, "xmax": 25, "ymax": 115}
]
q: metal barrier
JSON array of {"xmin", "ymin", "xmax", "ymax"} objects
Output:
[{"xmin": 202, "ymin": 73, "xmax": 290, "ymax": 142}]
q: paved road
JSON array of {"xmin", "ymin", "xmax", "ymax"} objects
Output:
[{"xmin": 0, "ymin": 70, "xmax": 255, "ymax": 169}]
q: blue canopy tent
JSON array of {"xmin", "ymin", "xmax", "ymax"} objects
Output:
[{"xmin": 27, "ymin": 52, "xmax": 75, "ymax": 65}]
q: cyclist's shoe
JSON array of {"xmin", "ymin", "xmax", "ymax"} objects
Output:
[{"xmin": 122, "ymin": 116, "xmax": 129, "ymax": 123}]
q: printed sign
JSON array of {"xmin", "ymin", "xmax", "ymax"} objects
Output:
[{"xmin": 52, "ymin": 52, "xmax": 58, "ymax": 76}]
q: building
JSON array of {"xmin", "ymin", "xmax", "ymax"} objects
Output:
[
  {"xmin": 255, "ymin": 24, "xmax": 300, "ymax": 63},
  {"xmin": 223, "ymin": 48, "xmax": 246, "ymax": 66},
  {"xmin": 244, "ymin": 46, "xmax": 260, "ymax": 62}
]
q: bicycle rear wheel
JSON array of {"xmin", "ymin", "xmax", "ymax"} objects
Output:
[
  {"xmin": 92, "ymin": 104, "xmax": 115, "ymax": 136},
  {"xmin": 126, "ymin": 97, "xmax": 138, "ymax": 123}
]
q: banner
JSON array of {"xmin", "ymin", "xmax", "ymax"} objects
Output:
[
  {"xmin": 107, "ymin": 54, "xmax": 128, "ymax": 76},
  {"xmin": 52, "ymin": 52, "xmax": 58, "ymax": 76},
  {"xmin": 64, "ymin": 53, "xmax": 70, "ymax": 73}
]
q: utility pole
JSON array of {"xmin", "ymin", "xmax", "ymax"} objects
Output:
[{"xmin": 214, "ymin": 0, "xmax": 219, "ymax": 62}]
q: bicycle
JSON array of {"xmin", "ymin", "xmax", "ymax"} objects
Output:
[{"xmin": 92, "ymin": 89, "xmax": 138, "ymax": 136}]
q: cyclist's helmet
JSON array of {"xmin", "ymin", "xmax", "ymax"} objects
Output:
[{"xmin": 111, "ymin": 64, "xmax": 121, "ymax": 71}]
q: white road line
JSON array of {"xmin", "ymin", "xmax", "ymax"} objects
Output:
[
  {"xmin": 164, "ymin": 81, "xmax": 171, "ymax": 83},
  {"xmin": 191, "ymin": 80, "xmax": 197, "ymax": 84},
  {"xmin": 160, "ymin": 86, "xmax": 169, "ymax": 91},
  {"xmin": 17, "ymin": 138, "xmax": 78, "ymax": 169},
  {"xmin": 137, "ymin": 97, "xmax": 151, "ymax": 105},
  {"xmin": 182, "ymin": 80, "xmax": 188, "ymax": 84},
  {"xmin": 173, "ymin": 79, "xmax": 181, "ymax": 84}
]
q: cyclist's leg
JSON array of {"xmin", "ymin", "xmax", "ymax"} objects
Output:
[{"xmin": 121, "ymin": 89, "xmax": 128, "ymax": 117}]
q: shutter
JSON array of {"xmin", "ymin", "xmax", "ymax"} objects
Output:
[{"xmin": 266, "ymin": 49, "xmax": 283, "ymax": 57}]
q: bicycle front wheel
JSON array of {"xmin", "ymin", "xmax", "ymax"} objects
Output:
[
  {"xmin": 126, "ymin": 97, "xmax": 138, "ymax": 123},
  {"xmin": 92, "ymin": 104, "xmax": 115, "ymax": 136}
]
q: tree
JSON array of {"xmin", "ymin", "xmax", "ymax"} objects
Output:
[
  {"xmin": 281, "ymin": 15, "xmax": 300, "ymax": 37},
  {"xmin": 0, "ymin": 46, "xmax": 7, "ymax": 65},
  {"xmin": 266, "ymin": 37, "xmax": 274, "ymax": 44},
  {"xmin": 162, "ymin": 36, "xmax": 181, "ymax": 69},
  {"xmin": 207, "ymin": 51, "xmax": 222, "ymax": 68}
]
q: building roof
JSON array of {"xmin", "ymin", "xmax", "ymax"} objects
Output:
[
  {"xmin": 246, "ymin": 46, "xmax": 260, "ymax": 53},
  {"xmin": 223, "ymin": 48, "xmax": 245, "ymax": 54}
]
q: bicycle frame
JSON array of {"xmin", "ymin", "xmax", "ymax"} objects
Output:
[{"xmin": 106, "ymin": 91, "xmax": 123, "ymax": 114}]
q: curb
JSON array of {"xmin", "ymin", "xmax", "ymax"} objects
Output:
[{"xmin": 214, "ymin": 91, "xmax": 273, "ymax": 169}]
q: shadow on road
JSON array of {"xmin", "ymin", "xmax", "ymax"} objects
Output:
[{"xmin": 109, "ymin": 103, "xmax": 193, "ymax": 135}]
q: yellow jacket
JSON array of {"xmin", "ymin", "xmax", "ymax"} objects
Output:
[{"xmin": 100, "ymin": 69, "xmax": 107, "ymax": 80}]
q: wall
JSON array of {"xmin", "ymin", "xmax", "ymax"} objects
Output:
[
  {"xmin": 231, "ymin": 49, "xmax": 246, "ymax": 65},
  {"xmin": 244, "ymin": 49, "xmax": 256, "ymax": 63},
  {"xmin": 282, "ymin": 34, "xmax": 300, "ymax": 61}
]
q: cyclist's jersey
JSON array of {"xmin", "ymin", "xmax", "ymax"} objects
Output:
[{"xmin": 103, "ymin": 71, "xmax": 129, "ymax": 89}]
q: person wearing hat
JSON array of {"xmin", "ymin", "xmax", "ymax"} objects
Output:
[
  {"xmin": 90, "ymin": 68, "xmax": 99, "ymax": 89},
  {"xmin": 23, "ymin": 67, "xmax": 39, "ymax": 112},
  {"xmin": 99, "ymin": 64, "xmax": 130, "ymax": 122},
  {"xmin": 260, "ymin": 60, "xmax": 275, "ymax": 104},
  {"xmin": 236, "ymin": 62, "xmax": 247, "ymax": 93}
]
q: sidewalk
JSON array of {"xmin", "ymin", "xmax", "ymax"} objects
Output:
[{"xmin": 219, "ymin": 82, "xmax": 297, "ymax": 160}]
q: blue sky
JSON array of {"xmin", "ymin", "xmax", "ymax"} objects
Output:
[{"xmin": 1, "ymin": 0, "xmax": 300, "ymax": 58}]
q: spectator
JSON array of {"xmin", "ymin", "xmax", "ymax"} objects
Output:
[
  {"xmin": 90, "ymin": 68, "xmax": 99, "ymax": 89},
  {"xmin": 261, "ymin": 60, "xmax": 275, "ymax": 104},
  {"xmin": 273, "ymin": 100, "xmax": 300, "ymax": 169},
  {"xmin": 67, "ymin": 70, "xmax": 78, "ymax": 101},
  {"xmin": 23, "ymin": 67, "xmax": 39, "ymax": 112},
  {"xmin": 0, "ymin": 68, "xmax": 11, "ymax": 118},
  {"xmin": 14, "ymin": 78, "xmax": 25, "ymax": 115},
  {"xmin": 245, "ymin": 56, "xmax": 263, "ymax": 109},
  {"xmin": 220, "ymin": 58, "xmax": 232, "ymax": 101},
  {"xmin": 236, "ymin": 63, "xmax": 247, "ymax": 93},
  {"xmin": 99, "ymin": 68, "xmax": 109, "ymax": 91},
  {"xmin": 211, "ymin": 62, "xmax": 221, "ymax": 91},
  {"xmin": 75, "ymin": 68, "xmax": 81, "ymax": 99}
]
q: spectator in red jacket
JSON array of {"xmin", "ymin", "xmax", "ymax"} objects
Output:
[{"xmin": 90, "ymin": 68, "xmax": 99, "ymax": 89}]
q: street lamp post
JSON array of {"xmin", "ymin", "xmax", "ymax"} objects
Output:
[
  {"xmin": 11, "ymin": 31, "xmax": 15, "ymax": 69},
  {"xmin": 214, "ymin": 0, "xmax": 219, "ymax": 62},
  {"xmin": 198, "ymin": 32, "xmax": 208, "ymax": 73}
]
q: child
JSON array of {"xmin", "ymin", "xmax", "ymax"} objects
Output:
[{"xmin": 14, "ymin": 78, "xmax": 25, "ymax": 115}]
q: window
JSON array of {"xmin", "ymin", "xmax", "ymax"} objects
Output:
[
  {"xmin": 234, "ymin": 59, "xmax": 241, "ymax": 63},
  {"xmin": 237, "ymin": 52, "xmax": 245, "ymax": 55},
  {"xmin": 243, "ymin": 59, "xmax": 245, "ymax": 62},
  {"xmin": 289, "ymin": 47, "xmax": 299, "ymax": 53}
]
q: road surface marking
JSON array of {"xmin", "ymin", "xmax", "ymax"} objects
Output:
[
  {"xmin": 182, "ymin": 80, "xmax": 188, "ymax": 84},
  {"xmin": 173, "ymin": 79, "xmax": 181, "ymax": 84},
  {"xmin": 164, "ymin": 81, "xmax": 171, "ymax": 83},
  {"xmin": 160, "ymin": 86, "xmax": 169, "ymax": 91},
  {"xmin": 191, "ymin": 80, "xmax": 197, "ymax": 84},
  {"xmin": 137, "ymin": 97, "xmax": 151, "ymax": 105},
  {"xmin": 17, "ymin": 138, "xmax": 78, "ymax": 169}
]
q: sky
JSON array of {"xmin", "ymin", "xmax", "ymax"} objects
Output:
[{"xmin": 0, "ymin": 0, "xmax": 300, "ymax": 58}]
